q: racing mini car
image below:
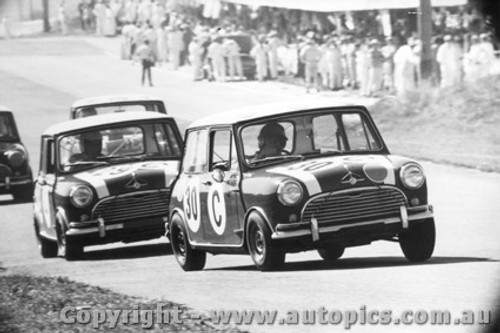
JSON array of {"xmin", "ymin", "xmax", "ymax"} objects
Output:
[
  {"xmin": 70, "ymin": 94, "xmax": 167, "ymax": 119},
  {"xmin": 34, "ymin": 112, "xmax": 183, "ymax": 260},
  {"xmin": 0, "ymin": 106, "xmax": 33, "ymax": 202},
  {"xmin": 168, "ymin": 101, "xmax": 436, "ymax": 271}
]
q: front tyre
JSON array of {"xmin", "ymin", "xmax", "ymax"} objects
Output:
[
  {"xmin": 399, "ymin": 218, "xmax": 436, "ymax": 262},
  {"xmin": 34, "ymin": 219, "xmax": 57, "ymax": 258},
  {"xmin": 246, "ymin": 213, "xmax": 285, "ymax": 271},
  {"xmin": 317, "ymin": 245, "xmax": 345, "ymax": 261},
  {"xmin": 56, "ymin": 220, "xmax": 83, "ymax": 261},
  {"xmin": 170, "ymin": 215, "xmax": 206, "ymax": 271}
]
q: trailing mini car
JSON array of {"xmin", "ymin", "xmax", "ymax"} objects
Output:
[
  {"xmin": 168, "ymin": 101, "xmax": 436, "ymax": 271},
  {"xmin": 33, "ymin": 112, "xmax": 183, "ymax": 260},
  {"xmin": 70, "ymin": 94, "xmax": 167, "ymax": 119},
  {"xmin": 0, "ymin": 106, "xmax": 33, "ymax": 202}
]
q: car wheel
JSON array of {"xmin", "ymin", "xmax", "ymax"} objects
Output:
[
  {"xmin": 317, "ymin": 245, "xmax": 345, "ymax": 261},
  {"xmin": 56, "ymin": 220, "xmax": 83, "ymax": 261},
  {"xmin": 246, "ymin": 213, "xmax": 285, "ymax": 271},
  {"xmin": 170, "ymin": 215, "xmax": 206, "ymax": 271},
  {"xmin": 11, "ymin": 183, "xmax": 34, "ymax": 202},
  {"xmin": 399, "ymin": 218, "xmax": 436, "ymax": 262},
  {"xmin": 34, "ymin": 219, "xmax": 57, "ymax": 258}
]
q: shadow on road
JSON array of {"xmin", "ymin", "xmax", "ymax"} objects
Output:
[
  {"xmin": 80, "ymin": 243, "xmax": 172, "ymax": 261},
  {"xmin": 207, "ymin": 256, "xmax": 498, "ymax": 272},
  {"xmin": 0, "ymin": 196, "xmax": 32, "ymax": 206}
]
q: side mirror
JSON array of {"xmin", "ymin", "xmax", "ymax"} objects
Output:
[{"xmin": 212, "ymin": 168, "xmax": 225, "ymax": 183}]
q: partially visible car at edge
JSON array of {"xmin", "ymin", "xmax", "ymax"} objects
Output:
[
  {"xmin": 0, "ymin": 106, "xmax": 33, "ymax": 202},
  {"xmin": 34, "ymin": 112, "xmax": 183, "ymax": 260},
  {"xmin": 70, "ymin": 94, "xmax": 167, "ymax": 119}
]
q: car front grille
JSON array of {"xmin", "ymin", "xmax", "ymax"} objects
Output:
[
  {"xmin": 301, "ymin": 187, "xmax": 407, "ymax": 226},
  {"xmin": 92, "ymin": 190, "xmax": 170, "ymax": 224}
]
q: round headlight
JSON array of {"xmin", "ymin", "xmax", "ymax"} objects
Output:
[
  {"xmin": 6, "ymin": 145, "xmax": 26, "ymax": 168},
  {"xmin": 400, "ymin": 163, "xmax": 425, "ymax": 189},
  {"xmin": 70, "ymin": 185, "xmax": 94, "ymax": 208},
  {"xmin": 277, "ymin": 180, "xmax": 303, "ymax": 206}
]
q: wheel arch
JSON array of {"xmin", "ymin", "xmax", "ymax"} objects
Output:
[{"xmin": 243, "ymin": 207, "xmax": 273, "ymax": 249}]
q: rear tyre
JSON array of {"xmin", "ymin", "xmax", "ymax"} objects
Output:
[
  {"xmin": 34, "ymin": 219, "xmax": 57, "ymax": 258},
  {"xmin": 246, "ymin": 213, "xmax": 285, "ymax": 271},
  {"xmin": 56, "ymin": 220, "xmax": 83, "ymax": 261},
  {"xmin": 170, "ymin": 215, "xmax": 206, "ymax": 271},
  {"xmin": 317, "ymin": 245, "xmax": 345, "ymax": 261},
  {"xmin": 12, "ymin": 183, "xmax": 34, "ymax": 202},
  {"xmin": 399, "ymin": 219, "xmax": 436, "ymax": 262}
]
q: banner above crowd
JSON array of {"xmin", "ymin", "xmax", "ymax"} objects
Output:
[{"xmin": 218, "ymin": 0, "xmax": 467, "ymax": 12}]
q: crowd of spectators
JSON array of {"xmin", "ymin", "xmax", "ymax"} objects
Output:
[{"xmin": 74, "ymin": 0, "xmax": 498, "ymax": 96}]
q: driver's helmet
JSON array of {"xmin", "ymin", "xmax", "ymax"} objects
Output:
[
  {"xmin": 79, "ymin": 131, "xmax": 102, "ymax": 155},
  {"xmin": 258, "ymin": 122, "xmax": 287, "ymax": 150}
]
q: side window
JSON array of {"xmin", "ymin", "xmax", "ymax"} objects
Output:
[
  {"xmin": 182, "ymin": 129, "xmax": 208, "ymax": 173},
  {"xmin": 154, "ymin": 123, "xmax": 182, "ymax": 157},
  {"xmin": 342, "ymin": 113, "xmax": 380, "ymax": 151},
  {"xmin": 312, "ymin": 115, "xmax": 341, "ymax": 151},
  {"xmin": 210, "ymin": 130, "xmax": 231, "ymax": 171}
]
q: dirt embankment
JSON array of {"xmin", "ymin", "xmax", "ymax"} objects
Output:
[{"xmin": 370, "ymin": 75, "xmax": 500, "ymax": 172}]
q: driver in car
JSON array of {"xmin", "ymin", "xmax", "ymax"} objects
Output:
[
  {"xmin": 69, "ymin": 131, "xmax": 103, "ymax": 163},
  {"xmin": 252, "ymin": 122, "xmax": 288, "ymax": 161}
]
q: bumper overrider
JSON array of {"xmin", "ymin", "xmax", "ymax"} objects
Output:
[
  {"xmin": 64, "ymin": 189, "xmax": 170, "ymax": 245},
  {"xmin": 272, "ymin": 186, "xmax": 434, "ymax": 243}
]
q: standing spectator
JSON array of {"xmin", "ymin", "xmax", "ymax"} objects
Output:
[
  {"xmin": 478, "ymin": 33, "xmax": 496, "ymax": 78},
  {"xmin": 207, "ymin": 37, "xmax": 226, "ymax": 82},
  {"xmin": 436, "ymin": 35, "xmax": 462, "ymax": 88},
  {"xmin": 189, "ymin": 36, "xmax": 204, "ymax": 81},
  {"xmin": 1, "ymin": 16, "xmax": 12, "ymax": 39},
  {"xmin": 181, "ymin": 23, "xmax": 194, "ymax": 66},
  {"xmin": 138, "ymin": 0, "xmax": 153, "ymax": 25},
  {"xmin": 121, "ymin": 21, "xmax": 135, "ymax": 59},
  {"xmin": 464, "ymin": 35, "xmax": 482, "ymax": 82},
  {"xmin": 323, "ymin": 38, "xmax": 343, "ymax": 90},
  {"xmin": 58, "ymin": 2, "xmax": 68, "ymax": 35},
  {"xmin": 356, "ymin": 39, "xmax": 370, "ymax": 96},
  {"xmin": 368, "ymin": 39, "xmax": 384, "ymax": 96},
  {"xmin": 393, "ymin": 39, "xmax": 419, "ymax": 99},
  {"xmin": 93, "ymin": 0, "xmax": 106, "ymax": 36},
  {"xmin": 381, "ymin": 36, "xmax": 396, "ymax": 93},
  {"xmin": 300, "ymin": 35, "xmax": 322, "ymax": 93},
  {"xmin": 78, "ymin": 0, "xmax": 91, "ymax": 31},
  {"xmin": 224, "ymin": 38, "xmax": 243, "ymax": 81},
  {"xmin": 135, "ymin": 39, "xmax": 155, "ymax": 86},
  {"xmin": 156, "ymin": 25, "xmax": 168, "ymax": 66},
  {"xmin": 151, "ymin": 1, "xmax": 165, "ymax": 29},
  {"xmin": 103, "ymin": 4, "xmax": 117, "ymax": 37},
  {"xmin": 341, "ymin": 36, "xmax": 357, "ymax": 88},
  {"xmin": 251, "ymin": 35, "xmax": 269, "ymax": 82},
  {"xmin": 267, "ymin": 31, "xmax": 281, "ymax": 80},
  {"xmin": 168, "ymin": 25, "xmax": 184, "ymax": 70}
]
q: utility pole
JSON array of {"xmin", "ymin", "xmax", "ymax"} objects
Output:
[
  {"xmin": 42, "ymin": 0, "xmax": 50, "ymax": 32},
  {"xmin": 418, "ymin": 0, "xmax": 433, "ymax": 81}
]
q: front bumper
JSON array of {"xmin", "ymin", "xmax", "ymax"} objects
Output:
[
  {"xmin": 66, "ymin": 216, "xmax": 168, "ymax": 245},
  {"xmin": 0, "ymin": 176, "xmax": 32, "ymax": 191},
  {"xmin": 272, "ymin": 205, "xmax": 433, "ymax": 241}
]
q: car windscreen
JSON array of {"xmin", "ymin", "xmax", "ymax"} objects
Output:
[
  {"xmin": 58, "ymin": 122, "xmax": 182, "ymax": 172},
  {"xmin": 239, "ymin": 111, "xmax": 383, "ymax": 167},
  {"xmin": 0, "ymin": 114, "xmax": 19, "ymax": 141},
  {"xmin": 74, "ymin": 102, "xmax": 163, "ymax": 118}
]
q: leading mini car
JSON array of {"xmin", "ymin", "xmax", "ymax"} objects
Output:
[
  {"xmin": 0, "ymin": 106, "xmax": 33, "ymax": 202},
  {"xmin": 168, "ymin": 102, "xmax": 436, "ymax": 271},
  {"xmin": 34, "ymin": 112, "xmax": 183, "ymax": 260}
]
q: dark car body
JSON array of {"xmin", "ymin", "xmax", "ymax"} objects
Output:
[
  {"xmin": 34, "ymin": 112, "xmax": 183, "ymax": 260},
  {"xmin": 70, "ymin": 94, "xmax": 167, "ymax": 119},
  {"xmin": 168, "ymin": 101, "xmax": 436, "ymax": 271},
  {"xmin": 0, "ymin": 107, "xmax": 33, "ymax": 201},
  {"xmin": 223, "ymin": 34, "xmax": 256, "ymax": 80}
]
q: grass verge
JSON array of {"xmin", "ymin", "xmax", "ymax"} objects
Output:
[{"xmin": 0, "ymin": 274, "xmax": 243, "ymax": 333}]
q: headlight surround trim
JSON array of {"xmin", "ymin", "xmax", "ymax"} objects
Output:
[
  {"xmin": 400, "ymin": 163, "xmax": 425, "ymax": 189},
  {"xmin": 277, "ymin": 179, "xmax": 304, "ymax": 206},
  {"xmin": 69, "ymin": 185, "xmax": 94, "ymax": 208}
]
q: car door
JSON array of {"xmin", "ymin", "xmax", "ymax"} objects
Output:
[
  {"xmin": 200, "ymin": 128, "xmax": 243, "ymax": 245},
  {"xmin": 35, "ymin": 137, "xmax": 57, "ymax": 239},
  {"xmin": 178, "ymin": 129, "xmax": 208, "ymax": 244}
]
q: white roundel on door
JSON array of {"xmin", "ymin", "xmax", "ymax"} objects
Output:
[
  {"xmin": 208, "ymin": 183, "xmax": 226, "ymax": 235},
  {"xmin": 183, "ymin": 180, "xmax": 201, "ymax": 232}
]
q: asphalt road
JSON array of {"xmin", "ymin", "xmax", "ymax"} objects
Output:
[{"xmin": 0, "ymin": 36, "xmax": 499, "ymax": 333}]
